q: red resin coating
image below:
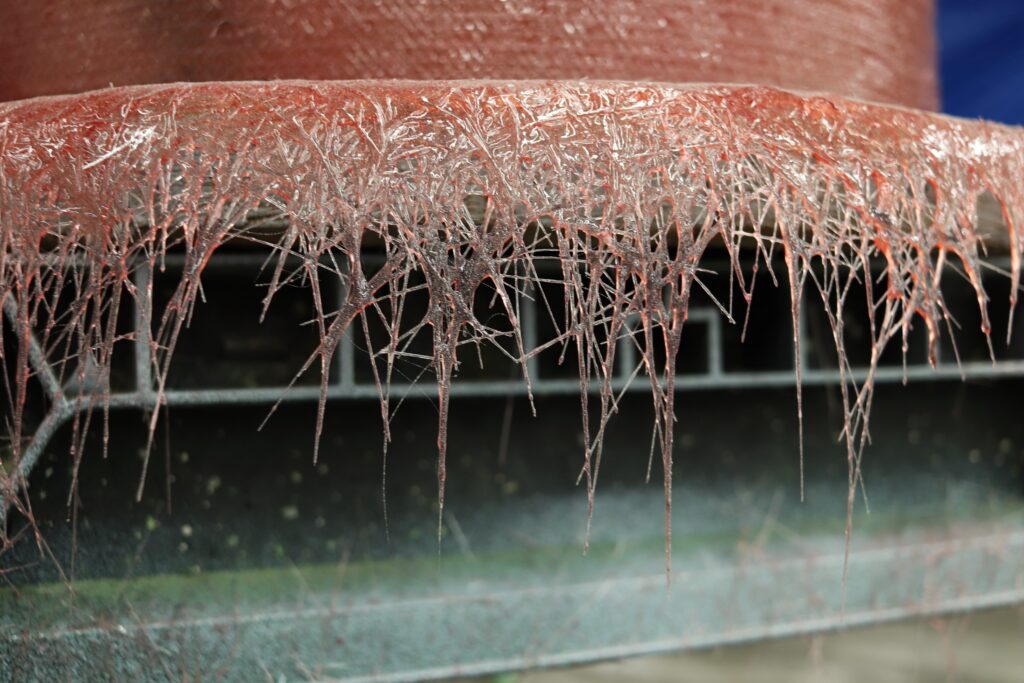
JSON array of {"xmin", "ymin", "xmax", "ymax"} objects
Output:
[
  {"xmin": 2, "ymin": 81, "xmax": 1021, "ymax": 571},
  {"xmin": 0, "ymin": 0, "xmax": 937, "ymax": 109}
]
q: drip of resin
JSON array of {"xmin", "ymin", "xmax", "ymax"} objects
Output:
[{"xmin": 1, "ymin": 81, "xmax": 1023, "ymax": 576}]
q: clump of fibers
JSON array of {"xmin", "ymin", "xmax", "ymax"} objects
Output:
[{"xmin": 1, "ymin": 81, "xmax": 1022, "ymax": 578}]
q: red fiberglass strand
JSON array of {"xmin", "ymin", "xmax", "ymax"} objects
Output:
[{"xmin": 1, "ymin": 81, "xmax": 1022, "ymax": 579}]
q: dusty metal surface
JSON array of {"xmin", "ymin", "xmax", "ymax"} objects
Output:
[
  {"xmin": 517, "ymin": 605, "xmax": 1024, "ymax": 683},
  {"xmin": 3, "ymin": 448, "xmax": 1023, "ymax": 681}
]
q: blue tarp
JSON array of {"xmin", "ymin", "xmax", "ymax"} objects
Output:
[{"xmin": 939, "ymin": 0, "xmax": 1024, "ymax": 124}]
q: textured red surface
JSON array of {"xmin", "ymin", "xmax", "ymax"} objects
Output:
[{"xmin": 0, "ymin": 0, "xmax": 937, "ymax": 109}]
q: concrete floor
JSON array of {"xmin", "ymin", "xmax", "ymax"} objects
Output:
[{"xmin": 506, "ymin": 606, "xmax": 1024, "ymax": 682}]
